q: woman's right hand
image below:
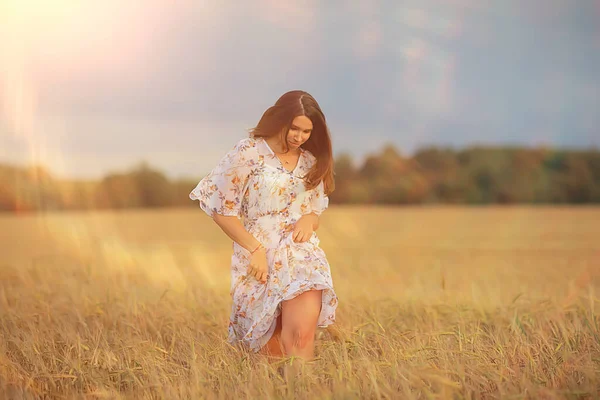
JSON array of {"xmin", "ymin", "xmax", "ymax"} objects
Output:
[{"xmin": 247, "ymin": 247, "xmax": 268, "ymax": 283}]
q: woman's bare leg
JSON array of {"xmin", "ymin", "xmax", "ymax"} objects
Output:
[
  {"xmin": 280, "ymin": 289, "xmax": 323, "ymax": 360},
  {"xmin": 258, "ymin": 313, "xmax": 284, "ymax": 358}
]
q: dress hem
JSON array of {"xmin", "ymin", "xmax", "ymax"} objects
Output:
[{"xmin": 228, "ymin": 281, "xmax": 338, "ymax": 353}]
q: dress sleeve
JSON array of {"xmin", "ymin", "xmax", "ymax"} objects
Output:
[
  {"xmin": 310, "ymin": 180, "xmax": 329, "ymax": 216},
  {"xmin": 189, "ymin": 138, "xmax": 255, "ymax": 218}
]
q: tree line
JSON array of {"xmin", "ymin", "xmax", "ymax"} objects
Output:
[{"xmin": 1, "ymin": 144, "xmax": 599, "ymax": 212}]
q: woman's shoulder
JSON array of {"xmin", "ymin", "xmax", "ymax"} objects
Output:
[
  {"xmin": 229, "ymin": 136, "xmax": 262, "ymax": 158},
  {"xmin": 302, "ymin": 148, "xmax": 317, "ymax": 167},
  {"xmin": 228, "ymin": 136, "xmax": 266, "ymax": 166},
  {"xmin": 233, "ymin": 136, "xmax": 259, "ymax": 151}
]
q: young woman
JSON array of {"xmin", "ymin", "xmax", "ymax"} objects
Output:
[{"xmin": 189, "ymin": 90, "xmax": 338, "ymax": 360}]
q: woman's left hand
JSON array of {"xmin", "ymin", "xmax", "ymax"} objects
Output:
[{"xmin": 292, "ymin": 215, "xmax": 316, "ymax": 243}]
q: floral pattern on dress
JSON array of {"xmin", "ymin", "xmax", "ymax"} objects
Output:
[{"xmin": 189, "ymin": 136, "xmax": 338, "ymax": 352}]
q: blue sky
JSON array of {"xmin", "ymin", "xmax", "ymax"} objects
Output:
[{"xmin": 1, "ymin": 0, "xmax": 599, "ymax": 179}]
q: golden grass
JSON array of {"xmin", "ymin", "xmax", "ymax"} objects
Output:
[{"xmin": 0, "ymin": 206, "xmax": 599, "ymax": 399}]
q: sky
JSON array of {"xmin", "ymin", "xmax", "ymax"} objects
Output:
[{"xmin": 1, "ymin": 0, "xmax": 599, "ymax": 180}]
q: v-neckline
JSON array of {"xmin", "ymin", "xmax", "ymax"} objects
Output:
[{"xmin": 261, "ymin": 138, "xmax": 304, "ymax": 174}]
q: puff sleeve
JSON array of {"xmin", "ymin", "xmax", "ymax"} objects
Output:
[
  {"xmin": 310, "ymin": 180, "xmax": 329, "ymax": 216},
  {"xmin": 189, "ymin": 138, "xmax": 256, "ymax": 218}
]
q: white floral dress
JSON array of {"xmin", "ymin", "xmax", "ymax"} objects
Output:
[{"xmin": 189, "ymin": 136, "xmax": 338, "ymax": 352}]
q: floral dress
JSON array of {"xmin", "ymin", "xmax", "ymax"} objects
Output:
[{"xmin": 189, "ymin": 136, "xmax": 338, "ymax": 352}]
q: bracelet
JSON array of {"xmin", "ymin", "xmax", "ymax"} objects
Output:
[{"xmin": 250, "ymin": 243, "xmax": 263, "ymax": 254}]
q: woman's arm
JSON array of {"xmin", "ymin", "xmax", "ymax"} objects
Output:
[
  {"xmin": 212, "ymin": 214, "xmax": 261, "ymax": 251},
  {"xmin": 302, "ymin": 212, "xmax": 320, "ymax": 231},
  {"xmin": 292, "ymin": 212, "xmax": 320, "ymax": 243},
  {"xmin": 213, "ymin": 214, "xmax": 268, "ymax": 283}
]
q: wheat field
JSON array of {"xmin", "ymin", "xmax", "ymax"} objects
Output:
[{"xmin": 0, "ymin": 206, "xmax": 599, "ymax": 399}]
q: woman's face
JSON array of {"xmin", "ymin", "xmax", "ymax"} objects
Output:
[{"xmin": 286, "ymin": 115, "xmax": 313, "ymax": 150}]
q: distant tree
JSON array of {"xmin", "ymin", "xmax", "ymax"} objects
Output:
[
  {"xmin": 583, "ymin": 151, "xmax": 600, "ymax": 201},
  {"xmin": 414, "ymin": 147, "xmax": 460, "ymax": 202},
  {"xmin": 329, "ymin": 153, "xmax": 357, "ymax": 204},
  {"xmin": 0, "ymin": 186, "xmax": 15, "ymax": 211},
  {"xmin": 95, "ymin": 162, "xmax": 175, "ymax": 209},
  {"xmin": 2, "ymin": 141, "xmax": 600, "ymax": 212},
  {"xmin": 130, "ymin": 162, "xmax": 175, "ymax": 207},
  {"xmin": 173, "ymin": 179, "xmax": 199, "ymax": 207},
  {"xmin": 561, "ymin": 155, "xmax": 594, "ymax": 203},
  {"xmin": 358, "ymin": 144, "xmax": 430, "ymax": 204},
  {"xmin": 96, "ymin": 173, "xmax": 142, "ymax": 209}
]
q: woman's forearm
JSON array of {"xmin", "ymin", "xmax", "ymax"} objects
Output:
[
  {"xmin": 305, "ymin": 212, "xmax": 320, "ymax": 231},
  {"xmin": 212, "ymin": 214, "xmax": 261, "ymax": 252}
]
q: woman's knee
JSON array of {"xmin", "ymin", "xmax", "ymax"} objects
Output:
[{"xmin": 281, "ymin": 325, "xmax": 315, "ymax": 349}]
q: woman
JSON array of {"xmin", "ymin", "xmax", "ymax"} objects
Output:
[{"xmin": 189, "ymin": 90, "xmax": 338, "ymax": 360}]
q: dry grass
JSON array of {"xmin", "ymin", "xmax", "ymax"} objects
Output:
[{"xmin": 0, "ymin": 206, "xmax": 599, "ymax": 399}]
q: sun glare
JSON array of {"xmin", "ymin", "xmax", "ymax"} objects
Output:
[{"xmin": 1, "ymin": 0, "xmax": 162, "ymax": 154}]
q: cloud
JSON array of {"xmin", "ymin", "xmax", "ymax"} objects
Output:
[{"xmin": 354, "ymin": 20, "xmax": 384, "ymax": 59}]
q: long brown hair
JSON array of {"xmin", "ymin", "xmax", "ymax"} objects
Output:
[{"xmin": 249, "ymin": 90, "xmax": 335, "ymax": 194}]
